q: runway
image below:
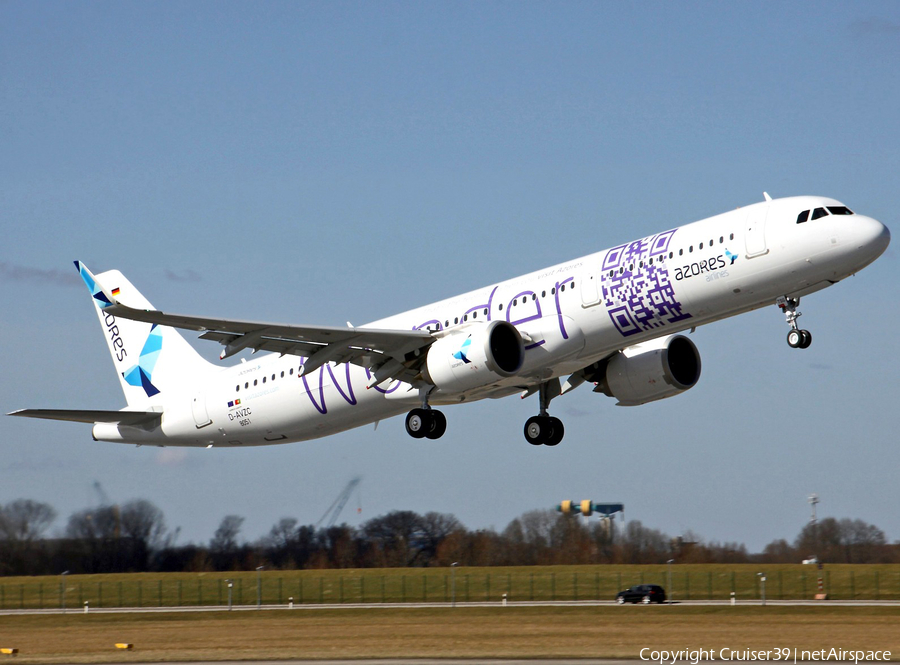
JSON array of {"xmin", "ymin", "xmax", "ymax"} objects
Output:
[{"xmin": 1, "ymin": 598, "xmax": 899, "ymax": 616}]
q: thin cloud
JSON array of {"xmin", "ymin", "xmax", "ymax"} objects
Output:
[
  {"xmin": 849, "ymin": 18, "xmax": 900, "ymax": 38},
  {"xmin": 165, "ymin": 269, "xmax": 202, "ymax": 283},
  {"xmin": 0, "ymin": 262, "xmax": 80, "ymax": 287},
  {"xmin": 155, "ymin": 448, "xmax": 190, "ymax": 467}
]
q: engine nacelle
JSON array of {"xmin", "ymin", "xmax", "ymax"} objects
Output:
[
  {"xmin": 594, "ymin": 334, "xmax": 701, "ymax": 406},
  {"xmin": 424, "ymin": 321, "xmax": 525, "ymax": 394}
]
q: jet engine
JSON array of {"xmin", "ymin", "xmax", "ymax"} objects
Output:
[
  {"xmin": 592, "ymin": 334, "xmax": 701, "ymax": 406},
  {"xmin": 423, "ymin": 321, "xmax": 525, "ymax": 393}
]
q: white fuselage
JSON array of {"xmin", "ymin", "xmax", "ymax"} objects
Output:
[{"xmin": 92, "ymin": 196, "xmax": 890, "ymax": 446}]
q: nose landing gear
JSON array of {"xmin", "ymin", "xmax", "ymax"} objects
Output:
[{"xmin": 777, "ymin": 296, "xmax": 812, "ymax": 349}]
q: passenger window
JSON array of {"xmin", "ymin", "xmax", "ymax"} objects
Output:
[
  {"xmin": 280, "ymin": 371, "xmax": 284, "ymax": 378},
  {"xmin": 699, "ymin": 243, "xmax": 703, "ymax": 249},
  {"xmin": 797, "ymin": 210, "xmax": 810, "ymax": 224},
  {"xmin": 289, "ymin": 368, "xmax": 293, "ymax": 375},
  {"xmin": 455, "ymin": 317, "xmax": 460, "ymax": 323},
  {"xmin": 484, "ymin": 308, "xmax": 488, "ymax": 315},
  {"xmin": 253, "ymin": 380, "xmax": 258, "ymax": 386},
  {"xmin": 827, "ymin": 206, "xmax": 853, "ymax": 215},
  {"xmin": 719, "ymin": 236, "xmax": 723, "ymax": 243},
  {"xmin": 244, "ymin": 382, "xmax": 249, "ymax": 389},
  {"xmin": 710, "ymin": 239, "xmax": 714, "ymax": 246},
  {"xmin": 669, "ymin": 252, "xmax": 673, "ymax": 258},
  {"xmin": 271, "ymin": 374, "xmax": 275, "ymax": 381},
  {"xmin": 542, "ymin": 290, "xmax": 546, "ymax": 297},
  {"xmin": 235, "ymin": 385, "xmax": 240, "ymax": 392},
  {"xmin": 679, "ymin": 249, "xmax": 683, "ymax": 256},
  {"xmin": 730, "ymin": 233, "xmax": 734, "ymax": 240},
  {"xmin": 689, "ymin": 246, "xmax": 693, "ymax": 253},
  {"xmin": 560, "ymin": 284, "xmax": 566, "ymax": 291},
  {"xmin": 551, "ymin": 287, "xmax": 556, "ymax": 294},
  {"xmin": 811, "ymin": 207, "xmax": 828, "ymax": 220},
  {"xmin": 262, "ymin": 377, "xmax": 266, "ymax": 383}
]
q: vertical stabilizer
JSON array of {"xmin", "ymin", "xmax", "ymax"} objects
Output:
[{"xmin": 75, "ymin": 262, "xmax": 217, "ymax": 408}]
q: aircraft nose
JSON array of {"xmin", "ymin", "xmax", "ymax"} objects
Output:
[{"xmin": 858, "ymin": 215, "xmax": 891, "ymax": 258}]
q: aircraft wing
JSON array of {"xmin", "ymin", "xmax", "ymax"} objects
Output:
[
  {"xmin": 8, "ymin": 409, "xmax": 162, "ymax": 427},
  {"xmin": 77, "ymin": 262, "xmax": 435, "ymax": 384}
]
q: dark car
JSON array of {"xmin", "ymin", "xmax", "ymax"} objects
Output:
[{"xmin": 615, "ymin": 584, "xmax": 667, "ymax": 604}]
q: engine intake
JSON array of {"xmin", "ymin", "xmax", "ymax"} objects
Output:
[
  {"xmin": 594, "ymin": 334, "xmax": 701, "ymax": 406},
  {"xmin": 424, "ymin": 321, "xmax": 525, "ymax": 393}
]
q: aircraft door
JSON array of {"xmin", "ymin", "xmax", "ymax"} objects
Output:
[
  {"xmin": 744, "ymin": 205, "xmax": 769, "ymax": 258},
  {"xmin": 191, "ymin": 392, "xmax": 212, "ymax": 428},
  {"xmin": 580, "ymin": 267, "xmax": 601, "ymax": 307}
]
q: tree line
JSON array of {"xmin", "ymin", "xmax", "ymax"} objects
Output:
[{"xmin": 0, "ymin": 497, "xmax": 897, "ymax": 576}]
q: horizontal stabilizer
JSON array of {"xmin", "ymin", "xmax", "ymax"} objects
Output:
[{"xmin": 8, "ymin": 409, "xmax": 162, "ymax": 427}]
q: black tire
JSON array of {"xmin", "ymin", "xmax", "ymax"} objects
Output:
[
  {"xmin": 787, "ymin": 329, "xmax": 803, "ymax": 348},
  {"xmin": 425, "ymin": 410, "xmax": 447, "ymax": 439},
  {"xmin": 799, "ymin": 329, "xmax": 812, "ymax": 349},
  {"xmin": 405, "ymin": 409, "xmax": 430, "ymax": 439},
  {"xmin": 641, "ymin": 595, "xmax": 651, "ymax": 604},
  {"xmin": 524, "ymin": 416, "xmax": 546, "ymax": 445},
  {"xmin": 545, "ymin": 417, "xmax": 564, "ymax": 446}
]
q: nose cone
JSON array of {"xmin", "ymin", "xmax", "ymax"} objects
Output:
[{"xmin": 858, "ymin": 215, "xmax": 891, "ymax": 260}]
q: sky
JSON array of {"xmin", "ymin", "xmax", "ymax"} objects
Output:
[{"xmin": 2, "ymin": 1, "xmax": 899, "ymax": 554}]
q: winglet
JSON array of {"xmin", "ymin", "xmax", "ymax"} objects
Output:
[{"xmin": 74, "ymin": 261, "xmax": 118, "ymax": 309}]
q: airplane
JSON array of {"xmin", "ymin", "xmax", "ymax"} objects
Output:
[{"xmin": 9, "ymin": 194, "xmax": 890, "ymax": 448}]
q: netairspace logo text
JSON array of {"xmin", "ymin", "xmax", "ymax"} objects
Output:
[{"xmin": 640, "ymin": 648, "xmax": 892, "ymax": 665}]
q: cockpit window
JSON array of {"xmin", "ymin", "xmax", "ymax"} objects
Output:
[
  {"xmin": 797, "ymin": 210, "xmax": 810, "ymax": 224},
  {"xmin": 827, "ymin": 206, "xmax": 853, "ymax": 216},
  {"xmin": 811, "ymin": 207, "xmax": 828, "ymax": 220}
]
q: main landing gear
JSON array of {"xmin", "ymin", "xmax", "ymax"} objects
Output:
[
  {"xmin": 405, "ymin": 408, "xmax": 447, "ymax": 439},
  {"xmin": 523, "ymin": 379, "xmax": 565, "ymax": 446},
  {"xmin": 405, "ymin": 388, "xmax": 447, "ymax": 440},
  {"xmin": 777, "ymin": 296, "xmax": 812, "ymax": 349}
]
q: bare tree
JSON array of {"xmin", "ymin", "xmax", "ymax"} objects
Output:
[
  {"xmin": 210, "ymin": 515, "xmax": 245, "ymax": 553},
  {"xmin": 65, "ymin": 506, "xmax": 119, "ymax": 540},
  {"xmin": 120, "ymin": 499, "xmax": 167, "ymax": 550},
  {"xmin": 0, "ymin": 499, "xmax": 56, "ymax": 542}
]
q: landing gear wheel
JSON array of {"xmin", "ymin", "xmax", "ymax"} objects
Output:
[
  {"xmin": 524, "ymin": 416, "xmax": 546, "ymax": 446},
  {"xmin": 405, "ymin": 408, "xmax": 429, "ymax": 439},
  {"xmin": 545, "ymin": 417, "xmax": 564, "ymax": 446},
  {"xmin": 799, "ymin": 329, "xmax": 812, "ymax": 349},
  {"xmin": 787, "ymin": 329, "xmax": 803, "ymax": 348},
  {"xmin": 425, "ymin": 410, "xmax": 447, "ymax": 439}
]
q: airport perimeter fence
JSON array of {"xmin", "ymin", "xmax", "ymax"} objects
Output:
[{"xmin": 2, "ymin": 567, "xmax": 900, "ymax": 610}]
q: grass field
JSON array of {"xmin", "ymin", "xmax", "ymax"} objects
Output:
[
  {"xmin": 0, "ymin": 605, "xmax": 898, "ymax": 663},
  {"xmin": 2, "ymin": 564, "xmax": 899, "ymax": 610}
]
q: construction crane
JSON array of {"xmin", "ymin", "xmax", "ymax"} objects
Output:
[
  {"xmin": 315, "ymin": 477, "xmax": 362, "ymax": 529},
  {"xmin": 92, "ymin": 480, "xmax": 121, "ymax": 538}
]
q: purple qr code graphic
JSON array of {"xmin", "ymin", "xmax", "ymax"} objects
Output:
[{"xmin": 600, "ymin": 229, "xmax": 692, "ymax": 337}]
